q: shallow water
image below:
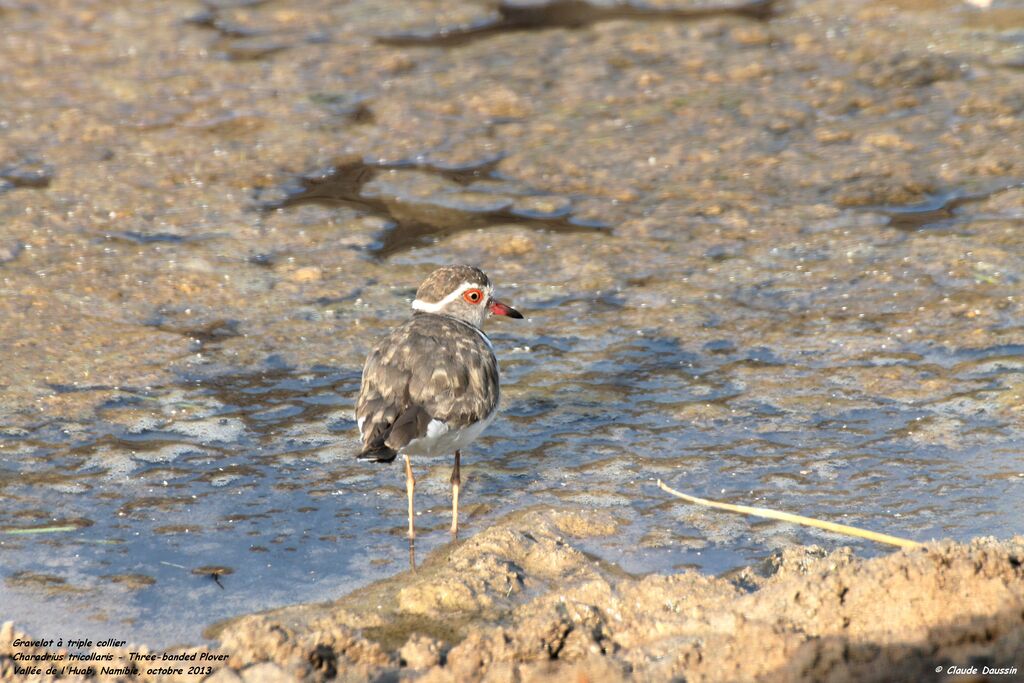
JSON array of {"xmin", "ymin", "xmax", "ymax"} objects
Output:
[
  {"xmin": 2, "ymin": 0, "xmax": 1024, "ymax": 651},
  {"xmin": 2, "ymin": 286, "xmax": 1022, "ymax": 646}
]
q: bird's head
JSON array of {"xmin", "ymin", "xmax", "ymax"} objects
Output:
[{"xmin": 411, "ymin": 265, "xmax": 523, "ymax": 328}]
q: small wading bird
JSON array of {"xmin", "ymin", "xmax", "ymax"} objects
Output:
[{"xmin": 356, "ymin": 265, "xmax": 523, "ymax": 539}]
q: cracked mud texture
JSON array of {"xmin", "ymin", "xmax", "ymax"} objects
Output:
[
  {"xmin": 3, "ymin": 510, "xmax": 1024, "ymax": 681},
  {"xmin": 2, "ymin": 0, "xmax": 1024, "ymax": 676}
]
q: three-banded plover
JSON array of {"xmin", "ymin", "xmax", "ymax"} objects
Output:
[{"xmin": 356, "ymin": 265, "xmax": 522, "ymax": 539}]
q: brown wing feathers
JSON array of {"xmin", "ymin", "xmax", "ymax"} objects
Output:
[{"xmin": 356, "ymin": 314, "xmax": 499, "ymax": 462}]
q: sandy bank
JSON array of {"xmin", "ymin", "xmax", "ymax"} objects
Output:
[{"xmin": 4, "ymin": 509, "xmax": 1022, "ymax": 681}]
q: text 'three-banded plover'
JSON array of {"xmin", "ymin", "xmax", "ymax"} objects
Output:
[{"xmin": 355, "ymin": 265, "xmax": 523, "ymax": 539}]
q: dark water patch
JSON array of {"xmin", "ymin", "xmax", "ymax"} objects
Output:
[
  {"xmin": 308, "ymin": 286, "xmax": 366, "ymax": 307},
  {"xmin": 703, "ymin": 339, "xmax": 737, "ymax": 355},
  {"xmin": 864, "ymin": 180, "xmax": 1023, "ymax": 231},
  {"xmin": 308, "ymin": 92, "xmax": 375, "ymax": 124},
  {"xmin": 144, "ymin": 306, "xmax": 244, "ymax": 353},
  {"xmin": 855, "ymin": 51, "xmax": 963, "ymax": 89},
  {"xmin": 46, "ymin": 383, "xmax": 117, "ymax": 394},
  {"xmin": 262, "ymin": 155, "xmax": 608, "ymax": 257},
  {"xmin": 270, "ymin": 154, "xmax": 506, "ymax": 203},
  {"xmin": 414, "ymin": 155, "xmax": 507, "ymax": 185},
  {"xmin": 185, "ymin": 10, "xmax": 263, "ymax": 38},
  {"xmin": 147, "ymin": 315, "xmax": 241, "ymax": 349},
  {"xmin": 247, "ymin": 252, "xmax": 278, "ymax": 267},
  {"xmin": 705, "ymin": 244, "xmax": 745, "ymax": 262},
  {"xmin": 0, "ymin": 159, "xmax": 54, "ymax": 189},
  {"xmin": 218, "ymin": 36, "xmax": 293, "ymax": 61},
  {"xmin": 377, "ymin": 0, "xmax": 776, "ymax": 48},
  {"xmin": 103, "ymin": 230, "xmax": 224, "ymax": 245},
  {"xmin": 185, "ymin": 2, "xmax": 299, "ymax": 61},
  {"xmin": 0, "ymin": 241, "xmax": 24, "ymax": 264}
]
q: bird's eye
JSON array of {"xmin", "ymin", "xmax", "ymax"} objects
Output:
[{"xmin": 463, "ymin": 288, "xmax": 483, "ymax": 304}]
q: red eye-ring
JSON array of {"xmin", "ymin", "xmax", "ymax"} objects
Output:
[{"xmin": 463, "ymin": 288, "xmax": 483, "ymax": 304}]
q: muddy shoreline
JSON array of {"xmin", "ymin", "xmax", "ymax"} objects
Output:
[{"xmin": 3, "ymin": 508, "xmax": 1024, "ymax": 681}]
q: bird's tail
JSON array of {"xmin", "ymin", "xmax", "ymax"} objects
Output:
[{"xmin": 357, "ymin": 444, "xmax": 398, "ymax": 463}]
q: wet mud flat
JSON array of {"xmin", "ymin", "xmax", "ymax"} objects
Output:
[
  {"xmin": 2, "ymin": 0, "xmax": 1024, "ymax": 675},
  {"xmin": 2, "ymin": 509, "xmax": 1024, "ymax": 681}
]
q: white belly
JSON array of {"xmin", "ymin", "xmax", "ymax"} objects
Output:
[{"xmin": 402, "ymin": 411, "xmax": 496, "ymax": 457}]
